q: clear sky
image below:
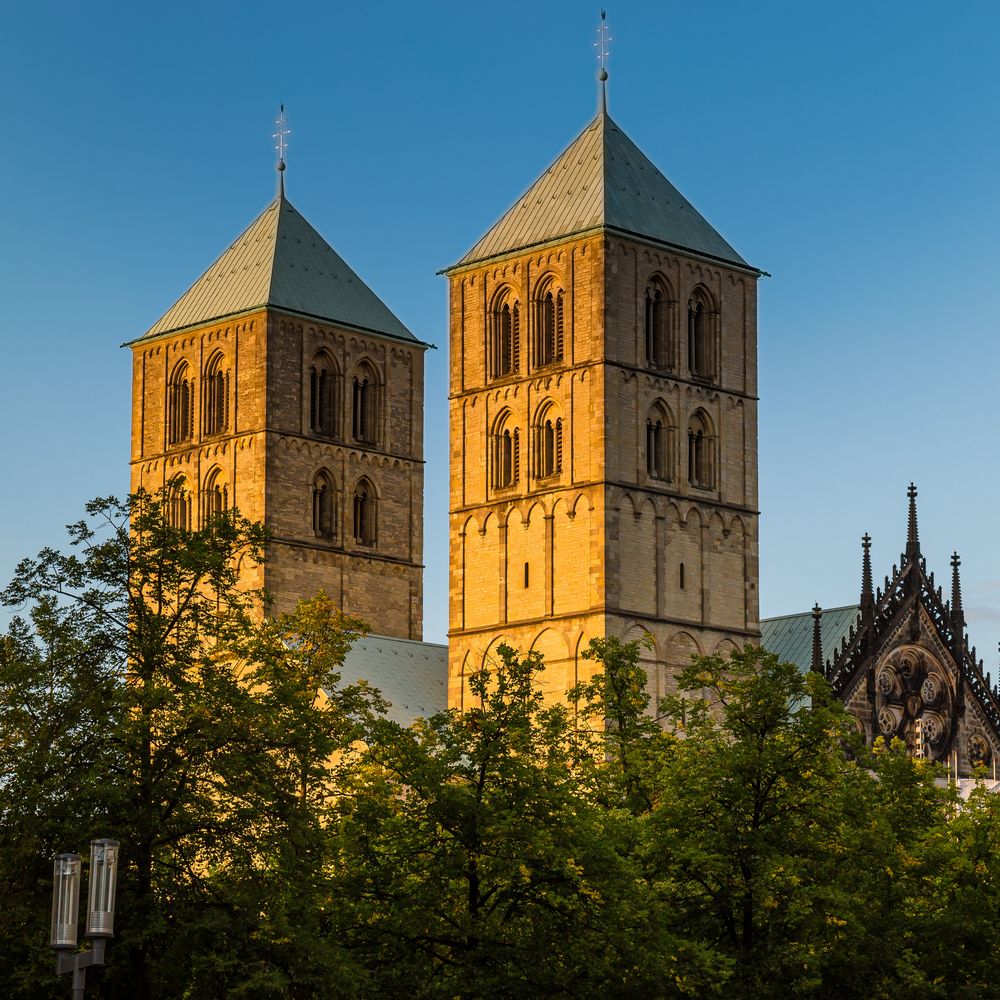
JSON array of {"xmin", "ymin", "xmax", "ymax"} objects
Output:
[{"xmin": 2, "ymin": 1, "xmax": 999, "ymax": 672}]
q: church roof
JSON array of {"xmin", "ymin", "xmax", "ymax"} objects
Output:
[
  {"xmin": 139, "ymin": 195, "xmax": 418, "ymax": 343},
  {"xmin": 451, "ymin": 111, "xmax": 753, "ymax": 271},
  {"xmin": 761, "ymin": 605, "xmax": 860, "ymax": 676},
  {"xmin": 335, "ymin": 634, "xmax": 447, "ymax": 728}
]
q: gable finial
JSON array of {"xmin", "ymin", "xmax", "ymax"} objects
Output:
[
  {"xmin": 273, "ymin": 103, "xmax": 290, "ymax": 197},
  {"xmin": 905, "ymin": 482, "xmax": 920, "ymax": 560},
  {"xmin": 811, "ymin": 603, "xmax": 824, "ymax": 674},
  {"xmin": 861, "ymin": 532, "xmax": 874, "ymax": 611},
  {"xmin": 595, "ymin": 10, "xmax": 611, "ymax": 114},
  {"xmin": 951, "ymin": 551, "xmax": 965, "ymax": 627}
]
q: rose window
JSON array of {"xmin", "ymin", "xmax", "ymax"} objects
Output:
[{"xmin": 874, "ymin": 646, "xmax": 953, "ymax": 759}]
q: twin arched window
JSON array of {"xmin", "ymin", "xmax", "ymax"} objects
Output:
[
  {"xmin": 353, "ymin": 478, "xmax": 378, "ymax": 546},
  {"xmin": 313, "ymin": 470, "xmax": 337, "ymax": 540},
  {"xmin": 491, "ymin": 411, "xmax": 520, "ymax": 490},
  {"xmin": 310, "ymin": 352, "xmax": 339, "ymax": 437},
  {"xmin": 168, "ymin": 363, "xmax": 194, "ymax": 446},
  {"xmin": 687, "ymin": 410, "xmax": 716, "ymax": 489},
  {"xmin": 203, "ymin": 353, "xmax": 229, "ymax": 437},
  {"xmin": 534, "ymin": 282, "xmax": 564, "ymax": 368},
  {"xmin": 533, "ymin": 403, "xmax": 563, "ymax": 479},
  {"xmin": 645, "ymin": 278, "xmax": 673, "ymax": 370},
  {"xmin": 202, "ymin": 468, "xmax": 228, "ymax": 523},
  {"xmin": 352, "ymin": 362, "xmax": 380, "ymax": 445},
  {"xmin": 166, "ymin": 477, "xmax": 192, "ymax": 530},
  {"xmin": 490, "ymin": 291, "xmax": 520, "ymax": 379},
  {"xmin": 646, "ymin": 402, "xmax": 675, "ymax": 481},
  {"xmin": 688, "ymin": 287, "xmax": 717, "ymax": 380}
]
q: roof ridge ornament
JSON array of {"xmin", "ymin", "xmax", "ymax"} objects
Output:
[
  {"xmin": 273, "ymin": 103, "xmax": 291, "ymax": 198},
  {"xmin": 595, "ymin": 10, "xmax": 611, "ymax": 114}
]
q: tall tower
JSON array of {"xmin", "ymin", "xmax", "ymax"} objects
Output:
[
  {"xmin": 444, "ymin": 84, "xmax": 762, "ymax": 707},
  {"xmin": 128, "ymin": 183, "xmax": 427, "ymax": 638}
]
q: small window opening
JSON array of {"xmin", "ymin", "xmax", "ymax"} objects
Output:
[
  {"xmin": 679, "ymin": 562, "xmax": 686, "ymax": 590},
  {"xmin": 524, "ymin": 562, "xmax": 530, "ymax": 588}
]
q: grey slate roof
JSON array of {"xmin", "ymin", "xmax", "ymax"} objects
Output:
[
  {"xmin": 453, "ymin": 111, "xmax": 751, "ymax": 271},
  {"xmin": 335, "ymin": 634, "xmax": 447, "ymax": 727},
  {"xmin": 760, "ymin": 606, "xmax": 860, "ymax": 676},
  {"xmin": 140, "ymin": 195, "xmax": 417, "ymax": 343}
]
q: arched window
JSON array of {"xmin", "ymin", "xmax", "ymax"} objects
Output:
[
  {"xmin": 534, "ymin": 280, "xmax": 564, "ymax": 368},
  {"xmin": 203, "ymin": 352, "xmax": 229, "ymax": 437},
  {"xmin": 351, "ymin": 361, "xmax": 381, "ymax": 446},
  {"xmin": 533, "ymin": 402, "xmax": 563, "ymax": 479},
  {"xmin": 687, "ymin": 409, "xmax": 716, "ymax": 490},
  {"xmin": 688, "ymin": 287, "xmax": 717, "ymax": 380},
  {"xmin": 202, "ymin": 468, "xmax": 228, "ymax": 523},
  {"xmin": 309, "ymin": 351, "xmax": 339, "ymax": 437},
  {"xmin": 491, "ymin": 411, "xmax": 520, "ymax": 490},
  {"xmin": 312, "ymin": 470, "xmax": 337, "ymax": 540},
  {"xmin": 167, "ymin": 362, "xmax": 194, "ymax": 446},
  {"xmin": 489, "ymin": 290, "xmax": 520, "ymax": 379},
  {"xmin": 353, "ymin": 478, "xmax": 378, "ymax": 547},
  {"xmin": 646, "ymin": 401, "xmax": 675, "ymax": 481},
  {"xmin": 645, "ymin": 277, "xmax": 673, "ymax": 369},
  {"xmin": 166, "ymin": 477, "xmax": 192, "ymax": 531}
]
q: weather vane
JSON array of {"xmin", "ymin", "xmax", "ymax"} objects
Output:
[{"xmin": 273, "ymin": 104, "xmax": 290, "ymax": 193}]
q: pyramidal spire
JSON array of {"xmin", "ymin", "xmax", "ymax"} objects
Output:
[
  {"xmin": 951, "ymin": 551, "xmax": 965, "ymax": 627},
  {"xmin": 861, "ymin": 532, "xmax": 874, "ymax": 611},
  {"xmin": 905, "ymin": 482, "xmax": 921, "ymax": 559}
]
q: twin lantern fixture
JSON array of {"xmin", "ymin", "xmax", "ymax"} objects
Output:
[{"xmin": 50, "ymin": 840, "xmax": 120, "ymax": 998}]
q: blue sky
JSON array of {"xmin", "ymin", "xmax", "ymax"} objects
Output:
[{"xmin": 2, "ymin": 1, "xmax": 999, "ymax": 671}]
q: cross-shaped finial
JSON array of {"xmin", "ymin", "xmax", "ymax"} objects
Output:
[
  {"xmin": 595, "ymin": 10, "xmax": 612, "ymax": 71},
  {"xmin": 862, "ymin": 532, "xmax": 871, "ymax": 549},
  {"xmin": 274, "ymin": 104, "xmax": 290, "ymax": 168},
  {"xmin": 273, "ymin": 104, "xmax": 291, "ymax": 196}
]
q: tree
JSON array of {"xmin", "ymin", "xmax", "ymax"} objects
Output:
[
  {"xmin": 334, "ymin": 642, "xmax": 668, "ymax": 999},
  {"xmin": 648, "ymin": 645, "xmax": 873, "ymax": 997},
  {"xmin": 0, "ymin": 492, "xmax": 370, "ymax": 1000}
]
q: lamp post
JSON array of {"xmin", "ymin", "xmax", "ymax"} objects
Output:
[{"xmin": 50, "ymin": 839, "xmax": 120, "ymax": 999}]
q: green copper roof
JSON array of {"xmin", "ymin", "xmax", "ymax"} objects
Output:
[
  {"xmin": 335, "ymin": 634, "xmax": 447, "ymax": 727},
  {"xmin": 141, "ymin": 195, "xmax": 417, "ymax": 342},
  {"xmin": 760, "ymin": 605, "xmax": 860, "ymax": 675},
  {"xmin": 453, "ymin": 111, "xmax": 752, "ymax": 271}
]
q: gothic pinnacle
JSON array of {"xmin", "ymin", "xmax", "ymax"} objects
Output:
[
  {"xmin": 811, "ymin": 603, "xmax": 824, "ymax": 674},
  {"xmin": 951, "ymin": 551, "xmax": 965, "ymax": 627},
  {"xmin": 905, "ymin": 482, "xmax": 920, "ymax": 560},
  {"xmin": 861, "ymin": 532, "xmax": 873, "ymax": 611}
]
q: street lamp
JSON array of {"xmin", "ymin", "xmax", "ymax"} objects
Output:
[{"xmin": 50, "ymin": 839, "xmax": 120, "ymax": 999}]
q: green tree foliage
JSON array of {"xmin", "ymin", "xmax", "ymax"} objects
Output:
[
  {"xmin": 0, "ymin": 492, "xmax": 370, "ymax": 1000},
  {"xmin": 4, "ymin": 503, "xmax": 1000, "ymax": 999}
]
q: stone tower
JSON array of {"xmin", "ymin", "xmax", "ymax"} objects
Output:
[
  {"xmin": 128, "ymin": 189, "xmax": 427, "ymax": 638},
  {"xmin": 444, "ymin": 100, "xmax": 762, "ymax": 708}
]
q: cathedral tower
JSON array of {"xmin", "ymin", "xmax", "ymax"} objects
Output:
[
  {"xmin": 129, "ymin": 187, "xmax": 427, "ymax": 638},
  {"xmin": 444, "ymin": 93, "xmax": 762, "ymax": 707}
]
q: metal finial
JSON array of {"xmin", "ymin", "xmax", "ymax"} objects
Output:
[
  {"xmin": 594, "ymin": 10, "xmax": 611, "ymax": 113},
  {"xmin": 273, "ymin": 103, "xmax": 291, "ymax": 197}
]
